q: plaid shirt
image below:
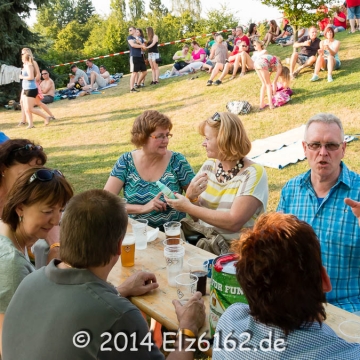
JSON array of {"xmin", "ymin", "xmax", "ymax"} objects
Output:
[{"xmin": 277, "ymin": 162, "xmax": 360, "ymax": 312}]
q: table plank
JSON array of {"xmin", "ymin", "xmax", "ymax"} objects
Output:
[{"xmin": 108, "ymin": 225, "xmax": 360, "ymax": 345}]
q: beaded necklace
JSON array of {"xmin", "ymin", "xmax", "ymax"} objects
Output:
[{"xmin": 215, "ymin": 159, "xmax": 244, "ymax": 183}]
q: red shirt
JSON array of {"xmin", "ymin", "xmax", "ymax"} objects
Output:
[
  {"xmin": 234, "ymin": 35, "xmax": 250, "ymax": 53},
  {"xmin": 334, "ymin": 12, "xmax": 346, "ymax": 27},
  {"xmin": 347, "ymin": 0, "xmax": 360, "ymax": 7}
]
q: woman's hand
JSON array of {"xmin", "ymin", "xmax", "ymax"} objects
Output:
[
  {"xmin": 165, "ymin": 192, "xmax": 191, "ymax": 212},
  {"xmin": 185, "ymin": 173, "xmax": 208, "ymax": 201},
  {"xmin": 141, "ymin": 192, "xmax": 167, "ymax": 213}
]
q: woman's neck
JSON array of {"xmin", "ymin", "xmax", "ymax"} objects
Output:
[{"xmin": 220, "ymin": 159, "xmax": 239, "ymax": 171}]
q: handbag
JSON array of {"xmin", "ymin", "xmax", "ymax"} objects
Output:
[
  {"xmin": 226, "ymin": 100, "xmax": 252, "ymax": 115},
  {"xmin": 36, "ymin": 82, "xmax": 44, "ymax": 100},
  {"xmin": 155, "ymin": 57, "xmax": 162, "ymax": 64},
  {"xmin": 143, "ymin": 55, "xmax": 149, "ymax": 67}
]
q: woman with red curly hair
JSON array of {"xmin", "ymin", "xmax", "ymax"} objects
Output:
[{"xmin": 213, "ymin": 213, "xmax": 360, "ymax": 359}]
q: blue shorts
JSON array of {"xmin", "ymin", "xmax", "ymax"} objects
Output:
[
  {"xmin": 325, "ymin": 58, "xmax": 341, "ymax": 70},
  {"xmin": 275, "ymin": 35, "xmax": 292, "ymax": 44},
  {"xmin": 297, "ymin": 54, "xmax": 312, "ymax": 65},
  {"xmin": 348, "ymin": 5, "xmax": 360, "ymax": 19}
]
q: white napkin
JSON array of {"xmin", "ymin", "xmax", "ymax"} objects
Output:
[{"xmin": 147, "ymin": 228, "xmax": 159, "ymax": 242}]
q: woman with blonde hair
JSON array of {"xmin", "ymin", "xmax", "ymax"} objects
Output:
[
  {"xmin": 263, "ymin": 20, "xmax": 281, "ymax": 47},
  {"xmin": 203, "ymin": 34, "xmax": 228, "ymax": 75},
  {"xmin": 18, "ymin": 48, "xmax": 55, "ymax": 127},
  {"xmin": 145, "ymin": 27, "xmax": 160, "ymax": 85},
  {"xmin": 166, "ymin": 112, "xmax": 268, "ymax": 244}
]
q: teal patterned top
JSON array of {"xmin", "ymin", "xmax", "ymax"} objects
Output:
[{"xmin": 110, "ymin": 151, "xmax": 195, "ymax": 228}]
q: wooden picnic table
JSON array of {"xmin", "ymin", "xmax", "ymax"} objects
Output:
[{"xmin": 108, "ymin": 222, "xmax": 360, "ymax": 354}]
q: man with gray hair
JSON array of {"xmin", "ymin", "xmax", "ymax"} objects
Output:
[{"xmin": 277, "ymin": 113, "xmax": 360, "ymax": 313}]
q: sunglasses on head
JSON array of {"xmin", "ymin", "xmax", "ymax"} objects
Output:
[
  {"xmin": 211, "ymin": 112, "xmax": 221, "ymax": 122},
  {"xmin": 29, "ymin": 169, "xmax": 64, "ymax": 184},
  {"xmin": 12, "ymin": 144, "xmax": 43, "ymax": 153}
]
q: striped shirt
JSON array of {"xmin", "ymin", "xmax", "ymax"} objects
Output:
[
  {"xmin": 110, "ymin": 151, "xmax": 194, "ymax": 229},
  {"xmin": 214, "ymin": 303, "xmax": 360, "ymax": 360},
  {"xmin": 277, "ymin": 162, "xmax": 360, "ymax": 312},
  {"xmin": 198, "ymin": 160, "xmax": 268, "ymax": 241}
]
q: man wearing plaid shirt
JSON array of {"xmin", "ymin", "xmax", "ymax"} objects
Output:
[{"xmin": 277, "ymin": 113, "xmax": 360, "ymax": 313}]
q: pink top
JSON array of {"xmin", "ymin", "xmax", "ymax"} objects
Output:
[{"xmin": 191, "ymin": 48, "xmax": 206, "ymax": 63}]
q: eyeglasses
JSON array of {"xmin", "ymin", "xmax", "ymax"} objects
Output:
[
  {"xmin": 149, "ymin": 133, "xmax": 173, "ymax": 140},
  {"xmin": 29, "ymin": 169, "xmax": 63, "ymax": 184},
  {"xmin": 305, "ymin": 142, "xmax": 343, "ymax": 151},
  {"xmin": 12, "ymin": 144, "xmax": 43, "ymax": 153},
  {"xmin": 42, "ymin": 73, "xmax": 48, "ymax": 75},
  {"xmin": 212, "ymin": 112, "xmax": 221, "ymax": 122}
]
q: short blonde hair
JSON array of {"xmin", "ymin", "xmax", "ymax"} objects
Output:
[
  {"xmin": 216, "ymin": 34, "xmax": 224, "ymax": 43},
  {"xmin": 199, "ymin": 112, "xmax": 251, "ymax": 160}
]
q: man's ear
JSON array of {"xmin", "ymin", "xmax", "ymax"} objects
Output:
[{"xmin": 321, "ymin": 266, "xmax": 332, "ymax": 293}]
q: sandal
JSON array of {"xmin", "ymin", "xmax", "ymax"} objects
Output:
[
  {"xmin": 259, "ymin": 104, "xmax": 269, "ymax": 111},
  {"xmin": 17, "ymin": 122, "xmax": 26, "ymax": 126},
  {"xmin": 26, "ymin": 125, "xmax": 35, "ymax": 129},
  {"xmin": 49, "ymin": 116, "xmax": 56, "ymax": 121}
]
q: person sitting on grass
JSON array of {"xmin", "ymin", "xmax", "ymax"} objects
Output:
[
  {"xmin": 67, "ymin": 64, "xmax": 89, "ymax": 89},
  {"xmin": 233, "ymin": 39, "xmax": 268, "ymax": 79},
  {"xmin": 169, "ymin": 45, "xmax": 192, "ymax": 76},
  {"xmin": 213, "ymin": 212, "xmax": 360, "ymax": 360},
  {"xmin": 289, "ymin": 26, "xmax": 320, "ymax": 79},
  {"xmin": 274, "ymin": 19, "xmax": 293, "ymax": 44},
  {"xmin": 263, "ymin": 20, "xmax": 281, "ymax": 47},
  {"xmin": 310, "ymin": 26, "xmax": 341, "ymax": 83},
  {"xmin": 206, "ymin": 40, "xmax": 246, "ymax": 86},
  {"xmin": 202, "ymin": 34, "xmax": 228, "ymax": 73}
]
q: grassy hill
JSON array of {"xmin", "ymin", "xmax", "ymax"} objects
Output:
[{"xmin": 1, "ymin": 31, "xmax": 359, "ymax": 211}]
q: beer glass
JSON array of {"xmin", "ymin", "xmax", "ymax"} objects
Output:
[{"xmin": 121, "ymin": 233, "xmax": 135, "ymax": 267}]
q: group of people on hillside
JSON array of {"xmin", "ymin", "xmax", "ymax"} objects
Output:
[{"xmin": 1, "ymin": 110, "xmax": 360, "ymax": 359}]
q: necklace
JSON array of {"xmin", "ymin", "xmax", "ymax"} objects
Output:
[
  {"xmin": 13, "ymin": 232, "xmax": 25, "ymax": 254},
  {"xmin": 216, "ymin": 159, "xmax": 244, "ymax": 183}
]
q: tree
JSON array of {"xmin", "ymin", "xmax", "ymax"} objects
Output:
[
  {"xmin": 75, "ymin": 0, "xmax": 95, "ymax": 24},
  {"xmin": 259, "ymin": 0, "xmax": 332, "ymax": 40},
  {"xmin": 34, "ymin": 0, "xmax": 75, "ymax": 39},
  {"xmin": 111, "ymin": 0, "xmax": 126, "ymax": 20},
  {"xmin": 149, "ymin": 0, "xmax": 168, "ymax": 16},
  {"xmin": 129, "ymin": 0, "xmax": 145, "ymax": 22},
  {"xmin": 171, "ymin": 0, "xmax": 201, "ymax": 19}
]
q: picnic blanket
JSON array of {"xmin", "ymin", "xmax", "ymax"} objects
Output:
[{"xmin": 249, "ymin": 125, "xmax": 356, "ymax": 169}]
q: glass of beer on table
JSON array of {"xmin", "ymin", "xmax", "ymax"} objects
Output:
[
  {"xmin": 187, "ymin": 257, "xmax": 209, "ymax": 296},
  {"xmin": 164, "ymin": 221, "xmax": 181, "ymax": 245},
  {"xmin": 121, "ymin": 233, "xmax": 135, "ymax": 267}
]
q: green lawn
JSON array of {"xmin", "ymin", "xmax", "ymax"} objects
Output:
[{"xmin": 1, "ymin": 31, "xmax": 359, "ymax": 211}]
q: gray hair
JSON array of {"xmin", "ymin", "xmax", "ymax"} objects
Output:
[
  {"xmin": 216, "ymin": 34, "xmax": 224, "ymax": 42},
  {"xmin": 236, "ymin": 26, "xmax": 244, "ymax": 33},
  {"xmin": 304, "ymin": 113, "xmax": 344, "ymax": 141}
]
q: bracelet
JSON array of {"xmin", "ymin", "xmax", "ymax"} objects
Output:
[
  {"xmin": 176, "ymin": 328, "xmax": 197, "ymax": 338},
  {"xmin": 49, "ymin": 242, "xmax": 60, "ymax": 250},
  {"xmin": 185, "ymin": 194, "xmax": 199, "ymax": 203}
]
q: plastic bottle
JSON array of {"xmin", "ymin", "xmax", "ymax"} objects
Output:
[{"xmin": 156, "ymin": 181, "xmax": 176, "ymax": 199}]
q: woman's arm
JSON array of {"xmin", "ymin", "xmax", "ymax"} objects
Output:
[
  {"xmin": 198, "ymin": 52, "xmax": 206, "ymax": 62},
  {"xmin": 104, "ymin": 176, "xmax": 166, "ymax": 213},
  {"xmin": 33, "ymin": 60, "xmax": 41, "ymax": 83},
  {"xmin": 166, "ymin": 193, "xmax": 262, "ymax": 233},
  {"xmin": 209, "ymin": 45, "xmax": 216, "ymax": 60},
  {"xmin": 326, "ymin": 40, "xmax": 340, "ymax": 56}
]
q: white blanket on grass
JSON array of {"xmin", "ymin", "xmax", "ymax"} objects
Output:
[{"xmin": 249, "ymin": 125, "xmax": 356, "ymax": 169}]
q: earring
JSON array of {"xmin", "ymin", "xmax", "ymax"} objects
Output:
[
  {"xmin": 19, "ymin": 215, "xmax": 23, "ymax": 222},
  {"xmin": 1, "ymin": 173, "xmax": 4, "ymax": 177}
]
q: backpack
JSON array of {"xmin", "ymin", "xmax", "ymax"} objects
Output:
[{"xmin": 226, "ymin": 100, "xmax": 252, "ymax": 115}]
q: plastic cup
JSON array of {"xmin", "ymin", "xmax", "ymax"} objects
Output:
[
  {"xmin": 163, "ymin": 238, "xmax": 184, "ymax": 246},
  {"xmin": 132, "ymin": 219, "xmax": 148, "ymax": 250},
  {"xmin": 164, "ymin": 221, "xmax": 181, "ymax": 240},
  {"xmin": 164, "ymin": 245, "xmax": 185, "ymax": 287},
  {"xmin": 121, "ymin": 233, "xmax": 135, "ymax": 267},
  {"xmin": 187, "ymin": 257, "xmax": 209, "ymax": 296},
  {"xmin": 175, "ymin": 273, "xmax": 198, "ymax": 305}
]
